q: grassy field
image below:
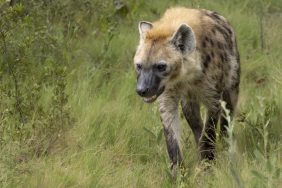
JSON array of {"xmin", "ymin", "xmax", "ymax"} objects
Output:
[{"xmin": 1, "ymin": 0, "xmax": 282, "ymax": 187}]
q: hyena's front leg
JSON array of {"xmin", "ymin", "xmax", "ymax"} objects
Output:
[
  {"xmin": 200, "ymin": 102, "xmax": 221, "ymax": 160},
  {"xmin": 159, "ymin": 93, "xmax": 182, "ymax": 178}
]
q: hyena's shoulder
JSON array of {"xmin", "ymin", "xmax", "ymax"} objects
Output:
[{"xmin": 195, "ymin": 9, "xmax": 240, "ymax": 90}]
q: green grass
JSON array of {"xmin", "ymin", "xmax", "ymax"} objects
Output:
[{"xmin": 1, "ymin": 0, "xmax": 282, "ymax": 187}]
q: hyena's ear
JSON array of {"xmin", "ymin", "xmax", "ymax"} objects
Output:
[
  {"xmin": 138, "ymin": 21, "xmax": 153, "ymax": 39},
  {"xmin": 171, "ymin": 24, "xmax": 196, "ymax": 55}
]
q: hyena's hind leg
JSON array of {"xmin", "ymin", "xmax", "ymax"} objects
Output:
[
  {"xmin": 200, "ymin": 100, "xmax": 221, "ymax": 160},
  {"xmin": 181, "ymin": 97, "xmax": 203, "ymax": 145},
  {"xmin": 220, "ymin": 86, "xmax": 239, "ymax": 136}
]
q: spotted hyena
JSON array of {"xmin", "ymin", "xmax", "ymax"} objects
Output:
[{"xmin": 133, "ymin": 7, "xmax": 240, "ymax": 177}]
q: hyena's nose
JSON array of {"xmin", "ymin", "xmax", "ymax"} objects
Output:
[{"xmin": 136, "ymin": 86, "xmax": 149, "ymax": 97}]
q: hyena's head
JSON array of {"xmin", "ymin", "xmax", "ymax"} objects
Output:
[{"xmin": 134, "ymin": 21, "xmax": 196, "ymax": 103}]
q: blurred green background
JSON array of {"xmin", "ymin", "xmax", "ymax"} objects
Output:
[{"xmin": 1, "ymin": 0, "xmax": 282, "ymax": 187}]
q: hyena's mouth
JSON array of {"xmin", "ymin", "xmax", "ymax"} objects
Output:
[
  {"xmin": 143, "ymin": 87, "xmax": 165, "ymax": 103},
  {"xmin": 143, "ymin": 95, "xmax": 157, "ymax": 103}
]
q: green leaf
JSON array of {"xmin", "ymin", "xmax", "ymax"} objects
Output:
[
  {"xmin": 253, "ymin": 149, "xmax": 264, "ymax": 161},
  {"xmin": 251, "ymin": 170, "xmax": 267, "ymax": 182},
  {"xmin": 266, "ymin": 159, "xmax": 272, "ymax": 173},
  {"xmin": 157, "ymin": 128, "xmax": 163, "ymax": 144},
  {"xmin": 143, "ymin": 127, "xmax": 156, "ymax": 139},
  {"xmin": 274, "ymin": 168, "xmax": 281, "ymax": 179}
]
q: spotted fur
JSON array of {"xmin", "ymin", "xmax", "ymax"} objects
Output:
[{"xmin": 134, "ymin": 7, "xmax": 240, "ymax": 178}]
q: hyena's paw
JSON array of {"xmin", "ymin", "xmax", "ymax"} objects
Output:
[
  {"xmin": 171, "ymin": 164, "xmax": 178, "ymax": 180},
  {"xmin": 199, "ymin": 142, "xmax": 216, "ymax": 161}
]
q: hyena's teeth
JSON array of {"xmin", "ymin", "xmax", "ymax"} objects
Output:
[{"xmin": 143, "ymin": 95, "xmax": 157, "ymax": 102}]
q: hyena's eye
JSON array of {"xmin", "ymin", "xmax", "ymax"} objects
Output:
[
  {"xmin": 136, "ymin": 64, "xmax": 142, "ymax": 71},
  {"xmin": 155, "ymin": 64, "xmax": 167, "ymax": 72}
]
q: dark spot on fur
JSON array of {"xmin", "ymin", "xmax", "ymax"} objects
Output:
[
  {"xmin": 236, "ymin": 63, "xmax": 241, "ymax": 77},
  {"xmin": 193, "ymin": 78, "xmax": 202, "ymax": 85},
  {"xmin": 217, "ymin": 42, "xmax": 223, "ymax": 50},
  {"xmin": 211, "ymin": 51, "xmax": 215, "ymax": 58},
  {"xmin": 212, "ymin": 28, "xmax": 216, "ymax": 34},
  {"xmin": 206, "ymin": 54, "xmax": 211, "ymax": 63},
  {"xmin": 220, "ymin": 73, "xmax": 224, "ymax": 83},
  {"xmin": 210, "ymin": 39, "xmax": 214, "ymax": 46},
  {"xmin": 211, "ymin": 12, "xmax": 221, "ymax": 20},
  {"xmin": 214, "ymin": 25, "xmax": 233, "ymax": 51},
  {"xmin": 220, "ymin": 53, "xmax": 227, "ymax": 62},
  {"xmin": 205, "ymin": 11, "xmax": 224, "ymax": 27},
  {"xmin": 235, "ymin": 38, "xmax": 240, "ymax": 62},
  {"xmin": 220, "ymin": 54, "xmax": 224, "ymax": 62},
  {"xmin": 160, "ymin": 108, "xmax": 165, "ymax": 114},
  {"xmin": 162, "ymin": 72, "xmax": 170, "ymax": 77},
  {"xmin": 215, "ymin": 74, "xmax": 223, "ymax": 91},
  {"xmin": 203, "ymin": 54, "xmax": 211, "ymax": 69},
  {"xmin": 236, "ymin": 52, "xmax": 240, "ymax": 62},
  {"xmin": 228, "ymin": 42, "xmax": 234, "ymax": 52},
  {"xmin": 215, "ymin": 25, "xmax": 228, "ymax": 39},
  {"xmin": 223, "ymin": 24, "xmax": 233, "ymax": 35},
  {"xmin": 234, "ymin": 80, "xmax": 240, "ymax": 88},
  {"xmin": 202, "ymin": 40, "xmax": 206, "ymax": 48}
]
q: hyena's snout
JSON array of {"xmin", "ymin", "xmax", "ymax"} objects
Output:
[{"xmin": 136, "ymin": 70, "xmax": 165, "ymax": 103}]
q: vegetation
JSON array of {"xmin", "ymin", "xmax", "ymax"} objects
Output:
[{"xmin": 0, "ymin": 0, "xmax": 282, "ymax": 187}]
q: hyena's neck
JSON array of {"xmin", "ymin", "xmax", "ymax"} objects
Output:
[{"xmin": 179, "ymin": 51, "xmax": 203, "ymax": 84}]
